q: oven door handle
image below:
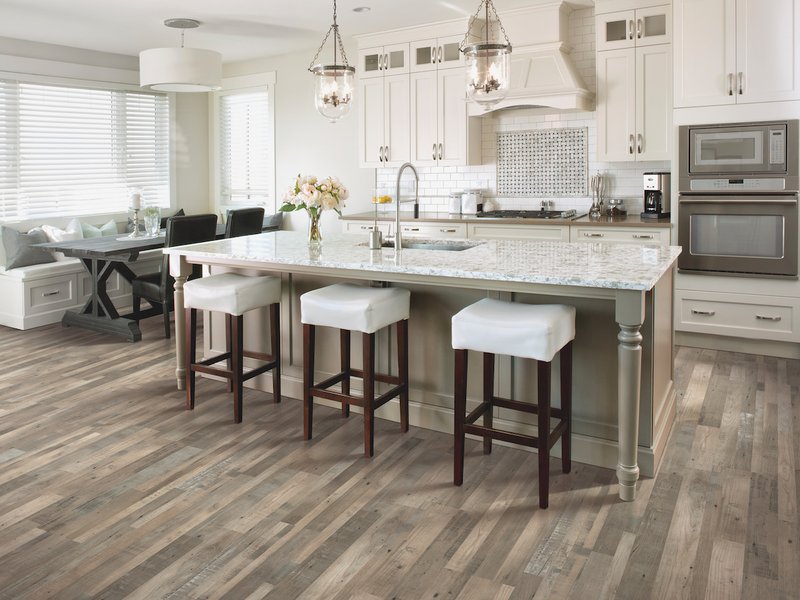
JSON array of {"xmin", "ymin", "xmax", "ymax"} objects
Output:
[{"xmin": 678, "ymin": 194, "xmax": 798, "ymax": 204}]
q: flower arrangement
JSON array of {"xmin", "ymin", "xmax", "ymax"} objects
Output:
[{"xmin": 280, "ymin": 174, "xmax": 348, "ymax": 245}]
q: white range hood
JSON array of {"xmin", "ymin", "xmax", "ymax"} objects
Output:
[{"xmin": 467, "ymin": 1, "xmax": 593, "ymax": 116}]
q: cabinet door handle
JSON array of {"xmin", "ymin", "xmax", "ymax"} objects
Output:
[
  {"xmin": 583, "ymin": 232, "xmax": 605, "ymax": 238},
  {"xmin": 432, "ymin": 143, "xmax": 437, "ymax": 160},
  {"xmin": 637, "ymin": 133, "xmax": 643, "ymax": 154},
  {"xmin": 438, "ymin": 46, "xmax": 443, "ymax": 63},
  {"xmin": 438, "ymin": 143, "xmax": 443, "ymax": 160},
  {"xmin": 430, "ymin": 46, "xmax": 435, "ymax": 64},
  {"xmin": 738, "ymin": 72, "xmax": 743, "ymax": 95},
  {"xmin": 440, "ymin": 228, "xmax": 457, "ymax": 233},
  {"xmin": 628, "ymin": 19, "xmax": 634, "ymax": 40},
  {"xmin": 379, "ymin": 146, "xmax": 384, "ymax": 162},
  {"xmin": 756, "ymin": 314, "xmax": 782, "ymax": 322},
  {"xmin": 691, "ymin": 309, "xmax": 716, "ymax": 316},
  {"xmin": 636, "ymin": 18, "xmax": 643, "ymax": 39},
  {"xmin": 728, "ymin": 73, "xmax": 734, "ymax": 95},
  {"xmin": 42, "ymin": 290, "xmax": 61, "ymax": 297},
  {"xmin": 632, "ymin": 233, "xmax": 654, "ymax": 239},
  {"xmin": 384, "ymin": 146, "xmax": 389, "ymax": 162},
  {"xmin": 629, "ymin": 134, "xmax": 634, "ymax": 154}
]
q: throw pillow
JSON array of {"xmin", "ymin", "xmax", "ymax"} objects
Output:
[
  {"xmin": 42, "ymin": 218, "xmax": 84, "ymax": 243},
  {"xmin": 81, "ymin": 219, "xmax": 118, "ymax": 238},
  {"xmin": 1, "ymin": 226, "xmax": 57, "ymax": 270}
]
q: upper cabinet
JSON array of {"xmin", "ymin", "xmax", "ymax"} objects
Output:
[
  {"xmin": 357, "ymin": 44, "xmax": 411, "ymax": 168},
  {"xmin": 410, "ymin": 36, "xmax": 464, "ymax": 72},
  {"xmin": 674, "ymin": 0, "xmax": 800, "ymax": 107},
  {"xmin": 596, "ymin": 2, "xmax": 672, "ymax": 162},
  {"xmin": 596, "ymin": 5, "xmax": 671, "ymax": 51}
]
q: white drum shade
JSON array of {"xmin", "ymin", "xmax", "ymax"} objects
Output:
[{"xmin": 139, "ymin": 47, "xmax": 222, "ymax": 92}]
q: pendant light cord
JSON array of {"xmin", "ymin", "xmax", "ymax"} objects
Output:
[
  {"xmin": 459, "ymin": 0, "xmax": 511, "ymax": 52},
  {"xmin": 308, "ymin": 0, "xmax": 350, "ymax": 71}
]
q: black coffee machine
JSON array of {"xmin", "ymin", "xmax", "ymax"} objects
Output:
[{"xmin": 641, "ymin": 171, "xmax": 671, "ymax": 219}]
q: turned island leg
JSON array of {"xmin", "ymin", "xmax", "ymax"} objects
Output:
[
  {"xmin": 615, "ymin": 290, "xmax": 645, "ymax": 502},
  {"xmin": 170, "ymin": 254, "xmax": 191, "ymax": 391}
]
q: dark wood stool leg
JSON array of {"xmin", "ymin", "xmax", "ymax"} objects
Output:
[
  {"xmin": 483, "ymin": 352, "xmax": 494, "ymax": 455},
  {"xmin": 397, "ymin": 319, "xmax": 409, "ymax": 432},
  {"xmin": 270, "ymin": 303, "xmax": 281, "ymax": 403},
  {"xmin": 303, "ymin": 324, "xmax": 315, "ymax": 440},
  {"xmin": 537, "ymin": 360, "xmax": 551, "ymax": 509},
  {"xmin": 560, "ymin": 342, "xmax": 572, "ymax": 474},
  {"xmin": 232, "ymin": 315, "xmax": 244, "ymax": 424},
  {"xmin": 225, "ymin": 314, "xmax": 233, "ymax": 392},
  {"xmin": 362, "ymin": 332, "xmax": 375, "ymax": 457},
  {"xmin": 454, "ymin": 348, "xmax": 468, "ymax": 486},
  {"xmin": 340, "ymin": 329, "xmax": 351, "ymax": 417},
  {"xmin": 185, "ymin": 308, "xmax": 197, "ymax": 410}
]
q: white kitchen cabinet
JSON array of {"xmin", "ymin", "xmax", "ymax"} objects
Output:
[
  {"xmin": 674, "ymin": 0, "xmax": 800, "ymax": 107},
  {"xmin": 358, "ymin": 71, "xmax": 410, "ymax": 168},
  {"xmin": 410, "ymin": 35, "xmax": 463, "ymax": 72},
  {"xmin": 467, "ymin": 223, "xmax": 570, "ymax": 241},
  {"xmin": 340, "ymin": 219, "xmax": 392, "ymax": 236},
  {"xmin": 596, "ymin": 5, "xmax": 671, "ymax": 51},
  {"xmin": 570, "ymin": 225, "xmax": 669, "ymax": 245},
  {"xmin": 597, "ymin": 43, "xmax": 671, "ymax": 162},
  {"xmin": 399, "ymin": 222, "xmax": 467, "ymax": 238},
  {"xmin": 357, "ymin": 44, "xmax": 409, "ymax": 79}
]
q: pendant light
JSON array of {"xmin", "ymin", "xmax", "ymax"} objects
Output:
[
  {"xmin": 140, "ymin": 19, "xmax": 222, "ymax": 93},
  {"xmin": 308, "ymin": 0, "xmax": 355, "ymax": 123},
  {"xmin": 460, "ymin": 0, "xmax": 512, "ymax": 110}
]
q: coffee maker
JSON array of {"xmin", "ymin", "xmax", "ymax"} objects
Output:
[{"xmin": 641, "ymin": 172, "xmax": 671, "ymax": 219}]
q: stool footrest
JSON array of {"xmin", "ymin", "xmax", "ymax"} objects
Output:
[
  {"xmin": 549, "ymin": 419, "xmax": 568, "ymax": 450},
  {"xmin": 197, "ymin": 352, "xmax": 231, "ymax": 367},
  {"xmin": 492, "ymin": 396, "xmax": 565, "ymax": 420},
  {"xmin": 311, "ymin": 380, "xmax": 406, "ymax": 411},
  {"xmin": 465, "ymin": 401, "xmax": 491, "ymax": 424},
  {"xmin": 348, "ymin": 368, "xmax": 401, "ymax": 386},
  {"xmin": 464, "ymin": 424, "xmax": 538, "ymax": 448}
]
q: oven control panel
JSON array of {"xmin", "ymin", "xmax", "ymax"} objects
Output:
[{"xmin": 689, "ymin": 178, "xmax": 786, "ymax": 192}]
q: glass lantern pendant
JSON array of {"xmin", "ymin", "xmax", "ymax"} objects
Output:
[
  {"xmin": 460, "ymin": 0, "xmax": 512, "ymax": 110},
  {"xmin": 309, "ymin": 0, "xmax": 355, "ymax": 123}
]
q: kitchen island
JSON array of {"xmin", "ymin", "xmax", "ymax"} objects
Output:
[{"xmin": 166, "ymin": 231, "xmax": 681, "ymax": 501}]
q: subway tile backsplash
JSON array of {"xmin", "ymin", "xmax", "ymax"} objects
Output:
[{"xmin": 375, "ymin": 7, "xmax": 670, "ymax": 215}]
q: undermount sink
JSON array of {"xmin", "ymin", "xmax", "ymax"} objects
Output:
[{"xmin": 361, "ymin": 239, "xmax": 482, "ymax": 252}]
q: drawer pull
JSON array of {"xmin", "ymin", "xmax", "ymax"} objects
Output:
[
  {"xmin": 440, "ymin": 228, "xmax": 457, "ymax": 233},
  {"xmin": 691, "ymin": 309, "xmax": 716, "ymax": 316},
  {"xmin": 404, "ymin": 227, "xmax": 419, "ymax": 232},
  {"xmin": 756, "ymin": 315, "xmax": 782, "ymax": 322},
  {"xmin": 42, "ymin": 290, "xmax": 61, "ymax": 297},
  {"xmin": 632, "ymin": 234, "xmax": 654, "ymax": 239},
  {"xmin": 583, "ymin": 232, "xmax": 604, "ymax": 238}
]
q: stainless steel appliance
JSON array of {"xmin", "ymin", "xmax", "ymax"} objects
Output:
[
  {"xmin": 476, "ymin": 209, "xmax": 581, "ymax": 220},
  {"xmin": 642, "ymin": 172, "xmax": 670, "ymax": 218},
  {"xmin": 677, "ymin": 119, "xmax": 799, "ymax": 279}
]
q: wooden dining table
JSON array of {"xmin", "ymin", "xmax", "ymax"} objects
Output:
[{"xmin": 38, "ymin": 226, "xmax": 225, "ymax": 342}]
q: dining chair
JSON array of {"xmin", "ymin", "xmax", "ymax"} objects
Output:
[
  {"xmin": 225, "ymin": 207, "xmax": 265, "ymax": 238},
  {"xmin": 131, "ymin": 214, "xmax": 218, "ymax": 338}
]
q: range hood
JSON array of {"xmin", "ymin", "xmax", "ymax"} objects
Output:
[{"xmin": 467, "ymin": 2, "xmax": 593, "ymax": 116}]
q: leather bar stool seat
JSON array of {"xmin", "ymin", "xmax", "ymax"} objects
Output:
[
  {"xmin": 451, "ymin": 298, "xmax": 575, "ymax": 509},
  {"xmin": 184, "ymin": 273, "xmax": 281, "ymax": 423},
  {"xmin": 301, "ymin": 283, "xmax": 410, "ymax": 457}
]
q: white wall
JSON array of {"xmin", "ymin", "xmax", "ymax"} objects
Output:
[{"xmin": 224, "ymin": 43, "xmax": 375, "ymax": 233}]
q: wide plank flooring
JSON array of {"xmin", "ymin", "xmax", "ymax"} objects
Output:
[{"xmin": 0, "ymin": 320, "xmax": 797, "ymax": 599}]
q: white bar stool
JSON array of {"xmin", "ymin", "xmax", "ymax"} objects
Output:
[
  {"xmin": 451, "ymin": 298, "xmax": 575, "ymax": 509},
  {"xmin": 301, "ymin": 282, "xmax": 410, "ymax": 457},
  {"xmin": 184, "ymin": 273, "xmax": 281, "ymax": 423}
]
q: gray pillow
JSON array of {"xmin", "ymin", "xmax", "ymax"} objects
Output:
[
  {"xmin": 2, "ymin": 226, "xmax": 57, "ymax": 269},
  {"xmin": 262, "ymin": 213, "xmax": 283, "ymax": 231}
]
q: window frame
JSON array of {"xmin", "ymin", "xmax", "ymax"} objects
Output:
[{"xmin": 210, "ymin": 72, "xmax": 276, "ymax": 218}]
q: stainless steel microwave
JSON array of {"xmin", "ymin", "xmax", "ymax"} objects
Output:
[{"xmin": 678, "ymin": 120, "xmax": 799, "ymax": 193}]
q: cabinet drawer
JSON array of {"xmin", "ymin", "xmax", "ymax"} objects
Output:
[
  {"xmin": 675, "ymin": 290, "xmax": 799, "ymax": 342},
  {"xmin": 467, "ymin": 223, "xmax": 570, "ymax": 241},
  {"xmin": 570, "ymin": 226, "xmax": 668, "ymax": 245},
  {"xmin": 341, "ymin": 220, "xmax": 392, "ymax": 236},
  {"xmin": 26, "ymin": 275, "xmax": 78, "ymax": 314},
  {"xmin": 400, "ymin": 222, "xmax": 467, "ymax": 238}
]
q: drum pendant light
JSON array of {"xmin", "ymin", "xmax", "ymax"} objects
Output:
[
  {"xmin": 460, "ymin": 0, "xmax": 512, "ymax": 110},
  {"xmin": 308, "ymin": 0, "xmax": 355, "ymax": 122},
  {"xmin": 140, "ymin": 19, "xmax": 222, "ymax": 93}
]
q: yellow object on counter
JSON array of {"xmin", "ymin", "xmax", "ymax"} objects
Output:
[{"xmin": 371, "ymin": 195, "xmax": 392, "ymax": 204}]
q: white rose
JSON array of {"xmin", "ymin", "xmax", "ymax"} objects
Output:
[{"xmin": 321, "ymin": 192, "xmax": 337, "ymax": 209}]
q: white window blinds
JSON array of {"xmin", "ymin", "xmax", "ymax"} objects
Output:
[
  {"xmin": 0, "ymin": 79, "xmax": 170, "ymax": 221},
  {"xmin": 219, "ymin": 90, "xmax": 272, "ymax": 206}
]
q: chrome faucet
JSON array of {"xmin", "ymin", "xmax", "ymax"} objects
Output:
[{"xmin": 394, "ymin": 162, "xmax": 419, "ymax": 251}]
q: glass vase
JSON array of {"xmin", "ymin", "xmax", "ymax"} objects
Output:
[{"xmin": 308, "ymin": 211, "xmax": 322, "ymax": 247}]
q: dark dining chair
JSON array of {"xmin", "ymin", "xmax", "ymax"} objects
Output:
[
  {"xmin": 131, "ymin": 214, "xmax": 218, "ymax": 338},
  {"xmin": 225, "ymin": 207, "xmax": 265, "ymax": 238}
]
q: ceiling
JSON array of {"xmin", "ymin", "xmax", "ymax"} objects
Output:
[{"xmin": 0, "ymin": 0, "xmax": 592, "ymax": 63}]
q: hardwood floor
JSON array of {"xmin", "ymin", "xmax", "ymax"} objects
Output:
[{"xmin": 0, "ymin": 320, "xmax": 797, "ymax": 599}]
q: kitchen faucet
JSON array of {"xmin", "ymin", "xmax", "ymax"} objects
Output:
[{"xmin": 393, "ymin": 162, "xmax": 419, "ymax": 251}]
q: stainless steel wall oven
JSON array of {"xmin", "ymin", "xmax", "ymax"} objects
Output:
[{"xmin": 678, "ymin": 120, "xmax": 799, "ymax": 279}]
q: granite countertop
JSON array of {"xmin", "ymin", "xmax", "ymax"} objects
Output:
[
  {"xmin": 166, "ymin": 231, "xmax": 681, "ymax": 292},
  {"xmin": 342, "ymin": 211, "xmax": 672, "ymax": 228}
]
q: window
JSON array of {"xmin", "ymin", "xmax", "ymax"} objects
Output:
[
  {"xmin": 0, "ymin": 78, "xmax": 170, "ymax": 221},
  {"xmin": 214, "ymin": 73, "xmax": 275, "ymax": 212}
]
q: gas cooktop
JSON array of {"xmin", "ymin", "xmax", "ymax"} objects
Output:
[{"xmin": 476, "ymin": 209, "xmax": 583, "ymax": 220}]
